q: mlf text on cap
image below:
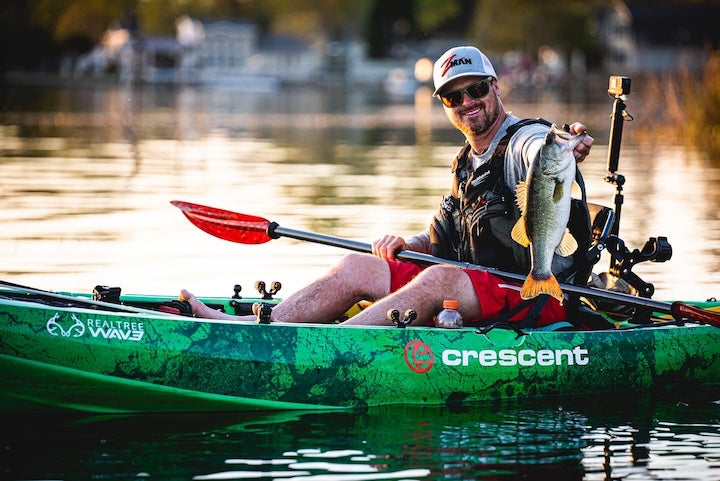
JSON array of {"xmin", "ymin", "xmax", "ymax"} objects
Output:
[{"xmin": 433, "ymin": 46, "xmax": 498, "ymax": 96}]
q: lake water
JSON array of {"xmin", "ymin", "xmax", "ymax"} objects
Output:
[
  {"xmin": 2, "ymin": 82, "xmax": 720, "ymax": 480},
  {"xmin": 3, "ymin": 391, "xmax": 720, "ymax": 480}
]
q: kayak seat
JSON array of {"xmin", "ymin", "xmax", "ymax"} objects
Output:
[
  {"xmin": 560, "ymin": 202, "xmax": 618, "ymax": 330},
  {"xmin": 566, "ymin": 202, "xmax": 614, "ymax": 285}
]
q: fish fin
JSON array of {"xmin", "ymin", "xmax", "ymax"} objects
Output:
[
  {"xmin": 521, "ymin": 273, "xmax": 564, "ymax": 303},
  {"xmin": 553, "ymin": 180, "xmax": 564, "ymax": 202},
  {"xmin": 515, "ymin": 181, "xmax": 527, "ymax": 212},
  {"xmin": 511, "ymin": 217, "xmax": 531, "ymax": 247},
  {"xmin": 555, "ymin": 228, "xmax": 578, "ymax": 256}
]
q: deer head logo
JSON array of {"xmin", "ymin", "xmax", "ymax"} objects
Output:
[{"xmin": 46, "ymin": 313, "xmax": 86, "ymax": 338}]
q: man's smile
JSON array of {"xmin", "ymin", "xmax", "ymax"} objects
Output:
[{"xmin": 461, "ymin": 105, "xmax": 484, "ymax": 117}]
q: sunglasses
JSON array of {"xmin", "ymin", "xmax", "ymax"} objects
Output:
[{"xmin": 439, "ymin": 78, "xmax": 493, "ymax": 108}]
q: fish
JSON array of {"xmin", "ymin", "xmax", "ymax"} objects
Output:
[{"xmin": 510, "ymin": 125, "xmax": 587, "ymax": 303}]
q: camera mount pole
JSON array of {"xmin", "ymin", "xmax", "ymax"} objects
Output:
[{"xmin": 605, "ymin": 77, "xmax": 633, "ymax": 271}]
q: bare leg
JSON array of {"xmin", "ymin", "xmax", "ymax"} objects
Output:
[
  {"xmin": 342, "ymin": 265, "xmax": 481, "ymax": 326},
  {"xmin": 180, "ymin": 289, "xmax": 251, "ymax": 321},
  {"xmin": 270, "ymin": 253, "xmax": 391, "ymax": 323},
  {"xmin": 181, "ymin": 253, "xmax": 391, "ymax": 323}
]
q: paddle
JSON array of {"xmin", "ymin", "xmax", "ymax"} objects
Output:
[{"xmin": 171, "ymin": 200, "xmax": 720, "ymax": 327}]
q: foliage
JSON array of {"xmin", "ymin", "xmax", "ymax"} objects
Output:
[
  {"xmin": 31, "ymin": 0, "xmax": 133, "ymax": 42},
  {"xmin": 5, "ymin": 0, "xmax": 603, "ymax": 56},
  {"xmin": 684, "ymin": 52, "xmax": 720, "ymax": 157},
  {"xmin": 414, "ymin": 0, "xmax": 463, "ymax": 34},
  {"xmin": 470, "ymin": 0, "xmax": 597, "ymax": 56},
  {"xmin": 634, "ymin": 52, "xmax": 720, "ymax": 158}
]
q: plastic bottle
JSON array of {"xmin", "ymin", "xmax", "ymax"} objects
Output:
[{"xmin": 435, "ymin": 299, "xmax": 463, "ymax": 328}]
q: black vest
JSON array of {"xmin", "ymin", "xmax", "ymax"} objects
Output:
[{"xmin": 430, "ymin": 119, "xmax": 592, "ymax": 278}]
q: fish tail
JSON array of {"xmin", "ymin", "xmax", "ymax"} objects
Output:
[{"xmin": 520, "ymin": 273, "xmax": 564, "ymax": 303}]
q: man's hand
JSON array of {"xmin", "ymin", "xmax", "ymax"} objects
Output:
[
  {"xmin": 372, "ymin": 235, "xmax": 410, "ymax": 260},
  {"xmin": 568, "ymin": 122, "xmax": 594, "ymax": 162}
]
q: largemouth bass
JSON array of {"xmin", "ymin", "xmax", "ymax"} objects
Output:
[{"xmin": 511, "ymin": 125, "xmax": 587, "ymax": 302}]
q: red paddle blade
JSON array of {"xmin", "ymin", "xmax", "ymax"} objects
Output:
[
  {"xmin": 671, "ymin": 301, "xmax": 720, "ymax": 328},
  {"xmin": 170, "ymin": 200, "xmax": 273, "ymax": 244}
]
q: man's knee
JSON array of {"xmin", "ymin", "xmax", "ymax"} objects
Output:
[
  {"xmin": 413, "ymin": 265, "xmax": 467, "ymax": 287},
  {"xmin": 335, "ymin": 253, "xmax": 380, "ymax": 271},
  {"xmin": 331, "ymin": 253, "xmax": 391, "ymax": 300},
  {"xmin": 331, "ymin": 253, "xmax": 390, "ymax": 282}
]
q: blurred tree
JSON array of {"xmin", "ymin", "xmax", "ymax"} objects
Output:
[
  {"xmin": 1, "ymin": 0, "xmax": 610, "ymax": 71},
  {"xmin": 0, "ymin": 0, "xmax": 58, "ymax": 70},
  {"xmin": 249, "ymin": 0, "xmax": 370, "ymax": 40},
  {"xmin": 471, "ymin": 0, "xmax": 598, "ymax": 61},
  {"xmin": 365, "ymin": 0, "xmax": 415, "ymax": 58},
  {"xmin": 365, "ymin": 0, "xmax": 471, "ymax": 58},
  {"xmin": 416, "ymin": 0, "xmax": 477, "ymax": 38},
  {"xmin": 32, "ymin": 0, "xmax": 133, "ymax": 43},
  {"xmin": 139, "ymin": 0, "xmax": 218, "ymax": 35}
]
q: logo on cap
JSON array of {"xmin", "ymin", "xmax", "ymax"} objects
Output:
[{"xmin": 440, "ymin": 54, "xmax": 473, "ymax": 77}]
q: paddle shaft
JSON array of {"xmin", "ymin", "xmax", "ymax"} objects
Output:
[{"xmin": 270, "ymin": 224, "xmax": 678, "ymax": 315}]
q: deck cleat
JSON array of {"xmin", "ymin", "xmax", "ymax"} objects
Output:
[
  {"xmin": 388, "ymin": 309, "xmax": 417, "ymax": 328},
  {"xmin": 255, "ymin": 281, "xmax": 282, "ymax": 300},
  {"xmin": 93, "ymin": 285, "xmax": 122, "ymax": 304}
]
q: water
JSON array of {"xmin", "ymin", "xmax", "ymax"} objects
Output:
[
  {"xmin": 3, "ymin": 392, "xmax": 720, "ymax": 480},
  {"xmin": 4, "ymin": 82, "xmax": 720, "ymax": 301},
  {"xmin": 2, "ymin": 83, "xmax": 720, "ymax": 479}
]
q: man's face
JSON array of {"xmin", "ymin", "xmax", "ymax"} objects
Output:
[{"xmin": 439, "ymin": 76, "xmax": 502, "ymax": 138}]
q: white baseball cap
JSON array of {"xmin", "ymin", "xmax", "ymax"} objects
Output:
[{"xmin": 433, "ymin": 46, "xmax": 498, "ymax": 96}]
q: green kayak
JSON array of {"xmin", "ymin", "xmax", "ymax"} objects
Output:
[{"xmin": 1, "ymin": 282, "xmax": 719, "ymax": 413}]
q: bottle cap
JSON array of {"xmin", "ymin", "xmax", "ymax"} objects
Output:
[{"xmin": 442, "ymin": 299, "xmax": 459, "ymax": 309}]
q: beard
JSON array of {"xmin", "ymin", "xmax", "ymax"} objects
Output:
[{"xmin": 447, "ymin": 92, "xmax": 503, "ymax": 138}]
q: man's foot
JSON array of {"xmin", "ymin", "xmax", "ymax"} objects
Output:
[
  {"xmin": 179, "ymin": 289, "xmax": 230, "ymax": 320},
  {"xmin": 251, "ymin": 302, "xmax": 275, "ymax": 323}
]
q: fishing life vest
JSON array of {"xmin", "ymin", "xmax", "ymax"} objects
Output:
[{"xmin": 429, "ymin": 118, "xmax": 593, "ymax": 280}]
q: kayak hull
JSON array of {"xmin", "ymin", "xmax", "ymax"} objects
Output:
[{"xmin": 1, "ymin": 290, "xmax": 719, "ymax": 412}]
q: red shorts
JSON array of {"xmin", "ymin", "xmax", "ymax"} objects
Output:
[{"xmin": 387, "ymin": 260, "xmax": 566, "ymax": 327}]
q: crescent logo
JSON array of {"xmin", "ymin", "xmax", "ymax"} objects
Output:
[{"xmin": 404, "ymin": 340, "xmax": 434, "ymax": 373}]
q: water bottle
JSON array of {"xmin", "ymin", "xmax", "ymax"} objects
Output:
[{"xmin": 435, "ymin": 299, "xmax": 463, "ymax": 328}]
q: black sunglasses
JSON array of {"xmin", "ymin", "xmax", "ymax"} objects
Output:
[{"xmin": 439, "ymin": 78, "xmax": 493, "ymax": 108}]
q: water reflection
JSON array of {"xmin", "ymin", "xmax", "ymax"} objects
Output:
[
  {"xmin": 1, "ymin": 83, "xmax": 720, "ymax": 301},
  {"xmin": 2, "ymin": 392, "xmax": 719, "ymax": 480}
]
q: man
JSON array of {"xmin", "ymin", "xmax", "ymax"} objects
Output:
[{"xmin": 181, "ymin": 46, "xmax": 594, "ymax": 326}]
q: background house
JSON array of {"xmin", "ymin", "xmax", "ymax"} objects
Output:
[{"xmin": 599, "ymin": 1, "xmax": 720, "ymax": 74}]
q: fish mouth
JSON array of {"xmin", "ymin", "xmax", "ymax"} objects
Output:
[{"xmin": 547, "ymin": 126, "xmax": 587, "ymax": 145}]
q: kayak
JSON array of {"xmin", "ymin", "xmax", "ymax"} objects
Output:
[{"xmin": 1, "ymin": 282, "xmax": 719, "ymax": 413}]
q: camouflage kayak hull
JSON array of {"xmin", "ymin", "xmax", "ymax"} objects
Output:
[{"xmin": 1, "ymin": 288, "xmax": 719, "ymax": 413}]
